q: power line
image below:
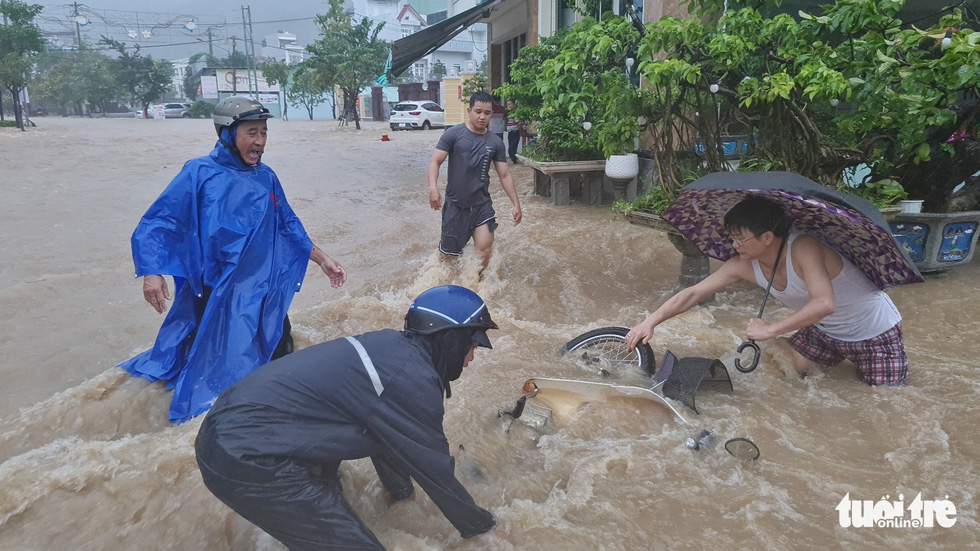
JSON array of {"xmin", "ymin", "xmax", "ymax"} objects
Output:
[{"xmin": 35, "ymin": 4, "xmax": 487, "ymax": 59}]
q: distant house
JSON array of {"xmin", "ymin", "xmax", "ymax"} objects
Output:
[
  {"xmin": 381, "ymin": 0, "xmax": 489, "ymax": 83},
  {"xmin": 261, "ymin": 31, "xmax": 306, "ymax": 65}
]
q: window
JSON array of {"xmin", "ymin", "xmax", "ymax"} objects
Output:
[{"xmin": 503, "ymin": 33, "xmax": 526, "ymax": 84}]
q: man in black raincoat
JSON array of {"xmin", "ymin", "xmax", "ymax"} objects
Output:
[{"xmin": 195, "ymin": 285, "xmax": 500, "ymax": 549}]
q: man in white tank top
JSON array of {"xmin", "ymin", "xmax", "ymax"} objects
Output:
[{"xmin": 626, "ymin": 196, "xmax": 908, "ymax": 386}]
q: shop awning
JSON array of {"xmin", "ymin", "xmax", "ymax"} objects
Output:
[{"xmin": 390, "ymin": 0, "xmax": 502, "ymax": 77}]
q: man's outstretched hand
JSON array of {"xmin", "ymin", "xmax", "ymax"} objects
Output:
[{"xmin": 143, "ymin": 274, "xmax": 171, "ymax": 314}]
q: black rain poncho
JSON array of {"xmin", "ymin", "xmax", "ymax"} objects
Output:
[{"xmin": 195, "ymin": 329, "xmax": 495, "ymax": 550}]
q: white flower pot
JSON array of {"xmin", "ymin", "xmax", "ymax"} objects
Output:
[
  {"xmin": 897, "ymin": 199, "xmax": 924, "ymax": 214},
  {"xmin": 604, "ymin": 153, "xmax": 639, "ymax": 180}
]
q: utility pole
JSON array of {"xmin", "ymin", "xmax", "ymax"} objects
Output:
[
  {"xmin": 1, "ymin": 1, "xmax": 7, "ymax": 121},
  {"xmin": 229, "ymin": 36, "xmax": 238, "ymax": 94},
  {"xmin": 241, "ymin": 5, "xmax": 258, "ymax": 99},
  {"xmin": 206, "ymin": 27, "xmax": 214, "ymax": 57},
  {"xmin": 73, "ymin": 2, "xmax": 82, "ymax": 49}
]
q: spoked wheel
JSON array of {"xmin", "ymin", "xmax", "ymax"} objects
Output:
[{"xmin": 561, "ymin": 326, "xmax": 655, "ymax": 378}]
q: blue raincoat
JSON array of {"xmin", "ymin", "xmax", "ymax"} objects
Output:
[{"xmin": 120, "ymin": 132, "xmax": 313, "ymax": 423}]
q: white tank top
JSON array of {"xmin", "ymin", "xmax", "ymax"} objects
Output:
[{"xmin": 752, "ymin": 233, "xmax": 901, "ymax": 341}]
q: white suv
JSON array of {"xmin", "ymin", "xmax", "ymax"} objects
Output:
[{"xmin": 389, "ymin": 101, "xmax": 445, "ymax": 130}]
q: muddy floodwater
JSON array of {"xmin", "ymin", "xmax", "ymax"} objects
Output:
[{"xmin": 1, "ymin": 118, "xmax": 977, "ymax": 550}]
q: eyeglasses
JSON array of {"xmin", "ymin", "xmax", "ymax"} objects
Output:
[
  {"xmin": 730, "ymin": 233, "xmax": 761, "ymax": 247},
  {"xmin": 729, "ymin": 221, "xmax": 781, "ymax": 248}
]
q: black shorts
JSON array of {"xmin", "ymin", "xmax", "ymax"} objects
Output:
[{"xmin": 439, "ymin": 200, "xmax": 498, "ymax": 256}]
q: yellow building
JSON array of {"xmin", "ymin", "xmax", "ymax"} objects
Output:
[{"xmin": 441, "ymin": 70, "xmax": 479, "ymax": 126}]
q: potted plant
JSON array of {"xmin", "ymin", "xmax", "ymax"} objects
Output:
[
  {"xmin": 835, "ymin": 176, "xmax": 908, "ymax": 219},
  {"xmin": 535, "ymin": 16, "xmax": 645, "ymax": 201}
]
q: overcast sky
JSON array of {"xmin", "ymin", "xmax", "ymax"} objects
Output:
[{"xmin": 37, "ymin": 1, "xmax": 340, "ymax": 60}]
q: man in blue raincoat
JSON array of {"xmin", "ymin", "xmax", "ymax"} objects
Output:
[
  {"xmin": 121, "ymin": 96, "xmax": 346, "ymax": 423},
  {"xmin": 195, "ymin": 286, "xmax": 504, "ymax": 550}
]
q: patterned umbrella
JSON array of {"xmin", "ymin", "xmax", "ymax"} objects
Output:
[{"xmin": 661, "ymin": 171, "xmax": 923, "ymax": 290}]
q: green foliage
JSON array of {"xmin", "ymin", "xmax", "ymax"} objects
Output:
[
  {"xmin": 222, "ymin": 51, "xmax": 253, "ymax": 69},
  {"xmin": 260, "ymin": 58, "xmax": 291, "ymax": 88},
  {"xmin": 517, "ymin": 0, "xmax": 980, "ymax": 209},
  {"xmin": 0, "ymin": 1, "xmax": 44, "ymax": 128},
  {"xmin": 613, "ymin": 184, "xmax": 671, "ymax": 215},
  {"xmin": 496, "ymin": 33, "xmax": 565, "ymax": 125},
  {"xmin": 650, "ymin": 1, "xmax": 977, "ymax": 209},
  {"xmin": 497, "ymin": 32, "xmax": 606, "ymax": 162},
  {"xmin": 431, "ymin": 60, "xmax": 447, "ymax": 80},
  {"xmin": 182, "ymin": 65, "xmax": 198, "ymax": 101},
  {"xmin": 100, "ymin": 38, "xmax": 174, "ymax": 112},
  {"xmin": 497, "ymin": 20, "xmax": 642, "ymax": 161},
  {"xmin": 523, "ymin": 117, "xmax": 602, "ymax": 161},
  {"xmin": 32, "ymin": 49, "xmax": 116, "ymax": 114},
  {"xmin": 0, "ymin": 120, "xmax": 16, "ymax": 128},
  {"xmin": 0, "ymin": 1, "xmax": 44, "ymax": 71},
  {"xmin": 462, "ymin": 71, "xmax": 488, "ymax": 106},
  {"xmin": 287, "ymin": 66, "xmax": 330, "ymax": 120},
  {"xmin": 190, "ymin": 100, "xmax": 214, "ymax": 119},
  {"xmin": 260, "ymin": 58, "xmax": 291, "ymax": 116},
  {"xmin": 189, "ymin": 50, "xmax": 254, "ymax": 70},
  {"xmin": 540, "ymin": 17, "xmax": 642, "ymax": 158},
  {"xmin": 305, "ymin": 0, "xmax": 390, "ymax": 129},
  {"xmin": 838, "ymin": 178, "xmax": 908, "ymax": 209}
]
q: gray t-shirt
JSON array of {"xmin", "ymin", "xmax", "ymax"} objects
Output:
[{"xmin": 436, "ymin": 123, "xmax": 507, "ymax": 208}]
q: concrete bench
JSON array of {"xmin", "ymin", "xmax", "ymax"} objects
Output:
[{"xmin": 517, "ymin": 156, "xmax": 610, "ymax": 206}]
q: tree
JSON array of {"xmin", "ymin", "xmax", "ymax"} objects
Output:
[
  {"xmin": 182, "ymin": 65, "xmax": 198, "ymax": 101},
  {"xmin": 497, "ymin": 30, "xmax": 605, "ymax": 161},
  {"xmin": 528, "ymin": 0, "xmax": 980, "ymax": 211},
  {"xmin": 0, "ymin": 1, "xmax": 44, "ymax": 130},
  {"xmin": 430, "ymin": 59, "xmax": 447, "ymax": 81},
  {"xmin": 38, "ymin": 49, "xmax": 116, "ymax": 115},
  {"xmin": 541, "ymin": 17, "xmax": 642, "ymax": 159},
  {"xmin": 101, "ymin": 38, "xmax": 174, "ymax": 114},
  {"xmin": 261, "ymin": 58, "xmax": 291, "ymax": 120},
  {"xmin": 461, "ymin": 70, "xmax": 488, "ymax": 108},
  {"xmin": 663, "ymin": 0, "xmax": 980, "ymax": 211},
  {"xmin": 805, "ymin": 2, "xmax": 980, "ymax": 211},
  {"xmin": 305, "ymin": 0, "xmax": 390, "ymax": 129},
  {"xmin": 286, "ymin": 66, "xmax": 329, "ymax": 120},
  {"xmin": 84, "ymin": 53, "xmax": 117, "ymax": 113}
]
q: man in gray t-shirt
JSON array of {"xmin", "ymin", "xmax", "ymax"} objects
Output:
[{"xmin": 427, "ymin": 91, "xmax": 523, "ymax": 268}]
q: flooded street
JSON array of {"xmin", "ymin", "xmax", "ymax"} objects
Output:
[{"xmin": 1, "ymin": 117, "xmax": 977, "ymax": 549}]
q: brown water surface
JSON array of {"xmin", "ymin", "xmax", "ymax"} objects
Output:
[{"xmin": 0, "ymin": 118, "xmax": 976, "ymax": 550}]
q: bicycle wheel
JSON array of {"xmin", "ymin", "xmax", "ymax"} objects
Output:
[{"xmin": 561, "ymin": 326, "xmax": 655, "ymax": 377}]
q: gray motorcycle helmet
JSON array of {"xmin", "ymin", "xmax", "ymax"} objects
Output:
[{"xmin": 213, "ymin": 96, "xmax": 272, "ymax": 136}]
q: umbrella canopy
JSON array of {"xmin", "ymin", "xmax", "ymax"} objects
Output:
[{"xmin": 661, "ymin": 171, "xmax": 923, "ymax": 290}]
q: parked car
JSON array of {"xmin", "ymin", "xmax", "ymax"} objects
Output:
[
  {"xmin": 150, "ymin": 103, "xmax": 192, "ymax": 118},
  {"xmin": 389, "ymin": 101, "xmax": 445, "ymax": 130}
]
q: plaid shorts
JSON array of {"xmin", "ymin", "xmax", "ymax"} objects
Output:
[{"xmin": 788, "ymin": 322, "xmax": 909, "ymax": 386}]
